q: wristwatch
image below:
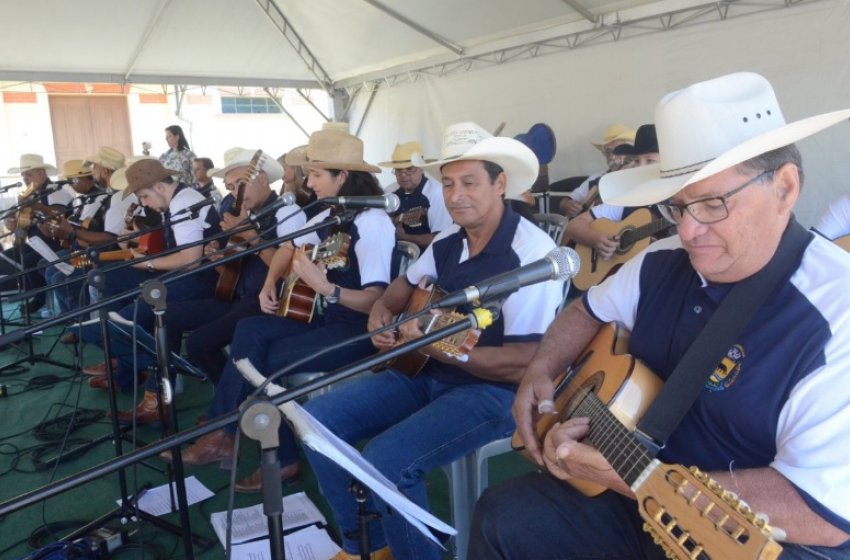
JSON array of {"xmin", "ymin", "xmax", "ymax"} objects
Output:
[
  {"xmin": 325, "ymin": 284, "xmax": 340, "ymax": 304},
  {"xmin": 146, "ymin": 261, "xmax": 156, "ymax": 273}
]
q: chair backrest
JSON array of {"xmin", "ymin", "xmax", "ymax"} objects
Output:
[
  {"xmin": 533, "ymin": 213, "xmax": 569, "ymax": 245},
  {"xmin": 392, "ymin": 240, "xmax": 421, "ymax": 279}
]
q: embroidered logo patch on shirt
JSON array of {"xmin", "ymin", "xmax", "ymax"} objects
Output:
[{"xmin": 706, "ymin": 344, "xmax": 745, "ymax": 392}]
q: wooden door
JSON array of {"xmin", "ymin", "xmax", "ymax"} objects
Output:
[{"xmin": 49, "ymin": 95, "xmax": 133, "ymax": 170}]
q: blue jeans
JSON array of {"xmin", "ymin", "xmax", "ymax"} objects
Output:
[
  {"xmin": 208, "ymin": 314, "xmax": 375, "ymax": 466},
  {"xmin": 42, "ymin": 251, "xmax": 89, "ymax": 314},
  {"xmin": 469, "ymin": 471, "xmax": 850, "ymax": 560},
  {"xmin": 302, "ymin": 371, "xmax": 517, "ymax": 560}
]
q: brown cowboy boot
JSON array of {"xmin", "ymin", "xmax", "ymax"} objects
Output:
[
  {"xmin": 234, "ymin": 462, "xmax": 301, "ymax": 493},
  {"xmin": 115, "ymin": 390, "xmax": 168, "ymax": 426},
  {"xmin": 160, "ymin": 429, "xmax": 235, "ymax": 467}
]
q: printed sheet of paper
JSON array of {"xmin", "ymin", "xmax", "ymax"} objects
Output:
[
  {"xmin": 229, "ymin": 525, "xmax": 341, "ymax": 560},
  {"xmin": 236, "ymin": 359, "xmax": 457, "ymax": 548},
  {"xmin": 26, "ymin": 236, "xmax": 75, "ymax": 276},
  {"xmin": 116, "ymin": 475, "xmax": 214, "ymax": 516},
  {"xmin": 210, "ymin": 491, "xmax": 327, "ymax": 547}
]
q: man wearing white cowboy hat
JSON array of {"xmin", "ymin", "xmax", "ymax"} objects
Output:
[
  {"xmin": 473, "ymin": 72, "xmax": 850, "ymax": 558},
  {"xmin": 559, "ymin": 123, "xmax": 636, "ymax": 217},
  {"xmin": 0, "ymin": 154, "xmax": 74, "ymax": 314},
  {"xmin": 380, "ymin": 141, "xmax": 452, "ymax": 249},
  {"xmin": 302, "ymin": 122, "xmax": 565, "ymax": 560}
]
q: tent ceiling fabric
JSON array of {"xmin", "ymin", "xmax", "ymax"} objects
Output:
[{"xmin": 0, "ymin": 0, "xmax": 666, "ymax": 88}]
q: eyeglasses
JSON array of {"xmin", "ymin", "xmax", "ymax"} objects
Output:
[
  {"xmin": 656, "ymin": 169, "xmax": 776, "ymax": 225},
  {"xmin": 394, "ymin": 167, "xmax": 418, "ymax": 176}
]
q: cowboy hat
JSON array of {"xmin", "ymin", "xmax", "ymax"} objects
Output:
[
  {"xmin": 514, "ymin": 123, "xmax": 557, "ymax": 165},
  {"xmin": 591, "ymin": 124, "xmax": 636, "ymax": 150},
  {"xmin": 8, "ymin": 154, "xmax": 58, "ymax": 175},
  {"xmin": 379, "ymin": 142, "xmax": 434, "ymax": 168},
  {"xmin": 412, "ymin": 121, "xmax": 539, "ymax": 200},
  {"xmin": 600, "ymin": 72, "xmax": 850, "ymax": 207},
  {"xmin": 59, "ymin": 160, "xmax": 93, "ymax": 180},
  {"xmin": 112, "ymin": 156, "xmax": 156, "ymax": 191},
  {"xmin": 84, "ymin": 146, "xmax": 126, "ymax": 171},
  {"xmin": 612, "ymin": 124, "xmax": 658, "ymax": 157},
  {"xmin": 122, "ymin": 159, "xmax": 179, "ymax": 199},
  {"xmin": 287, "ymin": 129, "xmax": 380, "ymax": 173},
  {"xmin": 210, "ymin": 147, "xmax": 283, "ymax": 183},
  {"xmin": 282, "ymin": 145, "xmax": 307, "ymax": 167}
]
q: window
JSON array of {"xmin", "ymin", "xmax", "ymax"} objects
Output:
[{"xmin": 221, "ymin": 97, "xmax": 282, "ymax": 114}]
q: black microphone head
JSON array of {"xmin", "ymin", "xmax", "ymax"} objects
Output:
[
  {"xmin": 385, "ymin": 193, "xmax": 400, "ymax": 212},
  {"xmin": 547, "ymin": 247, "xmax": 581, "ymax": 281}
]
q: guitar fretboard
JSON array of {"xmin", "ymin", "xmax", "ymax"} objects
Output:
[{"xmin": 572, "ymin": 391, "xmax": 654, "ymax": 487}]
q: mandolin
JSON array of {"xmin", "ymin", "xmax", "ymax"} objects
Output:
[
  {"xmin": 373, "ymin": 283, "xmax": 480, "ymax": 377},
  {"xmin": 512, "ymin": 323, "xmax": 782, "ymax": 560},
  {"xmin": 214, "ymin": 150, "xmax": 266, "ymax": 301},
  {"xmin": 277, "ymin": 233, "xmax": 350, "ymax": 322}
]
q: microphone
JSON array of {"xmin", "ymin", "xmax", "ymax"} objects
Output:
[
  {"xmin": 433, "ymin": 247, "xmax": 581, "ymax": 309},
  {"xmin": 171, "ymin": 197, "xmax": 214, "ymax": 217},
  {"xmin": 252, "ymin": 192, "xmax": 297, "ymax": 219},
  {"xmin": 0, "ymin": 182, "xmax": 23, "ymax": 193},
  {"xmin": 322, "ymin": 193, "xmax": 400, "ymax": 212}
]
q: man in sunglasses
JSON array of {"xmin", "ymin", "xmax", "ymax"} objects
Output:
[{"xmin": 472, "ymin": 72, "xmax": 850, "ymax": 559}]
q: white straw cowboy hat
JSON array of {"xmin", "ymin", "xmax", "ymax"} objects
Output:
[
  {"xmin": 8, "ymin": 154, "xmax": 58, "ymax": 175},
  {"xmin": 84, "ymin": 146, "xmax": 126, "ymax": 171},
  {"xmin": 600, "ymin": 72, "xmax": 850, "ymax": 207},
  {"xmin": 379, "ymin": 142, "xmax": 434, "ymax": 168},
  {"xmin": 112, "ymin": 156, "xmax": 155, "ymax": 191},
  {"xmin": 591, "ymin": 124, "xmax": 636, "ymax": 150},
  {"xmin": 210, "ymin": 147, "xmax": 283, "ymax": 183},
  {"xmin": 287, "ymin": 129, "xmax": 380, "ymax": 173},
  {"xmin": 412, "ymin": 121, "xmax": 539, "ymax": 200}
]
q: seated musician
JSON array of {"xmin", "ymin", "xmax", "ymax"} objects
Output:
[
  {"xmin": 380, "ymin": 141, "xmax": 452, "ymax": 250},
  {"xmin": 564, "ymin": 124, "xmax": 664, "ymax": 263},
  {"xmin": 302, "ymin": 122, "xmax": 566, "ymax": 560},
  {"xmin": 80, "ymin": 159, "xmax": 221, "ymax": 398},
  {"xmin": 154, "ymin": 148, "xmax": 307, "ymax": 392},
  {"xmin": 813, "ymin": 192, "xmax": 850, "ymax": 243},
  {"xmin": 1, "ymin": 154, "xmax": 74, "ymax": 315},
  {"xmin": 164, "ymin": 128, "xmax": 395, "ymax": 492},
  {"xmin": 559, "ymin": 123, "xmax": 635, "ymax": 217},
  {"xmin": 470, "ymin": 72, "xmax": 850, "ymax": 559}
]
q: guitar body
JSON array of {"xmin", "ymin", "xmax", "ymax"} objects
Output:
[
  {"xmin": 511, "ymin": 323, "xmax": 663, "ymax": 495},
  {"xmin": 393, "ymin": 206, "xmax": 428, "ymax": 228},
  {"xmin": 277, "ymin": 233, "xmax": 351, "ymax": 322},
  {"xmin": 573, "ymin": 208, "xmax": 655, "ymax": 291},
  {"xmin": 214, "ymin": 256, "xmax": 243, "ymax": 301},
  {"xmin": 377, "ymin": 287, "xmax": 438, "ymax": 377}
]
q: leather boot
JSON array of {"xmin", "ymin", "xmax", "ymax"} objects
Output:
[
  {"xmin": 234, "ymin": 462, "xmax": 301, "ymax": 493},
  {"xmin": 160, "ymin": 429, "xmax": 235, "ymax": 467},
  {"xmin": 115, "ymin": 390, "xmax": 167, "ymax": 426},
  {"xmin": 331, "ymin": 547, "xmax": 393, "ymax": 560},
  {"xmin": 83, "ymin": 359, "xmax": 118, "ymax": 377}
]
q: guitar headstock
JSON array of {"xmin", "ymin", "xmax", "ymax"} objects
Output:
[{"xmin": 637, "ymin": 462, "xmax": 782, "ymax": 560}]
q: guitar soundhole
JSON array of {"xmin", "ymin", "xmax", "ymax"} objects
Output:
[
  {"xmin": 617, "ymin": 226, "xmax": 636, "ymax": 254},
  {"xmin": 564, "ymin": 371, "xmax": 604, "ymax": 418}
]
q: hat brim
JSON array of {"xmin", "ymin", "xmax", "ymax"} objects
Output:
[
  {"xmin": 287, "ymin": 151, "xmax": 380, "ymax": 174},
  {"xmin": 378, "ymin": 159, "xmax": 435, "ymax": 169},
  {"xmin": 122, "ymin": 166, "xmax": 179, "ymax": 199},
  {"xmin": 601, "ymin": 108, "xmax": 850, "ymax": 207},
  {"xmin": 8, "ymin": 164, "xmax": 59, "ymax": 175},
  {"xmin": 210, "ymin": 156, "xmax": 284, "ymax": 183},
  {"xmin": 412, "ymin": 137, "xmax": 539, "ymax": 200},
  {"xmin": 591, "ymin": 133, "xmax": 636, "ymax": 150}
]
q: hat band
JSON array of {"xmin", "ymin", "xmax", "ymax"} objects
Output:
[
  {"xmin": 659, "ymin": 158, "xmax": 713, "ymax": 179},
  {"xmin": 391, "ymin": 159, "xmax": 414, "ymax": 164}
]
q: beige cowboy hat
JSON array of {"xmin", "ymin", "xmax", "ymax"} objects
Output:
[
  {"xmin": 282, "ymin": 145, "xmax": 307, "ymax": 167},
  {"xmin": 59, "ymin": 159, "xmax": 93, "ymax": 180},
  {"xmin": 210, "ymin": 147, "xmax": 283, "ymax": 183},
  {"xmin": 412, "ymin": 121, "xmax": 538, "ymax": 200},
  {"xmin": 84, "ymin": 146, "xmax": 126, "ymax": 171},
  {"xmin": 122, "ymin": 159, "xmax": 179, "ymax": 199},
  {"xmin": 379, "ymin": 142, "xmax": 434, "ymax": 168},
  {"xmin": 8, "ymin": 153, "xmax": 58, "ymax": 175},
  {"xmin": 600, "ymin": 72, "xmax": 850, "ymax": 207},
  {"xmin": 591, "ymin": 124, "xmax": 636, "ymax": 150},
  {"xmin": 287, "ymin": 129, "xmax": 380, "ymax": 173},
  {"xmin": 112, "ymin": 156, "xmax": 156, "ymax": 191}
]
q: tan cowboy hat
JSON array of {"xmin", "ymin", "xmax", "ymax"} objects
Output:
[
  {"xmin": 8, "ymin": 154, "xmax": 58, "ymax": 175},
  {"xmin": 210, "ymin": 147, "xmax": 283, "ymax": 183},
  {"xmin": 282, "ymin": 145, "xmax": 307, "ymax": 167},
  {"xmin": 122, "ymin": 159, "xmax": 178, "ymax": 199},
  {"xmin": 84, "ymin": 146, "xmax": 126, "ymax": 171},
  {"xmin": 600, "ymin": 72, "xmax": 850, "ymax": 207},
  {"xmin": 59, "ymin": 159, "xmax": 93, "ymax": 180},
  {"xmin": 379, "ymin": 142, "xmax": 434, "ymax": 168},
  {"xmin": 287, "ymin": 129, "xmax": 380, "ymax": 173},
  {"xmin": 591, "ymin": 124, "xmax": 636, "ymax": 150},
  {"xmin": 412, "ymin": 121, "xmax": 538, "ymax": 200},
  {"xmin": 112, "ymin": 156, "xmax": 156, "ymax": 191}
]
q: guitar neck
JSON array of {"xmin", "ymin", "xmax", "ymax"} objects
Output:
[
  {"xmin": 620, "ymin": 218, "xmax": 670, "ymax": 248},
  {"xmin": 572, "ymin": 391, "xmax": 654, "ymax": 487}
]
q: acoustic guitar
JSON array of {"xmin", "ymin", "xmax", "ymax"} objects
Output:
[
  {"xmin": 70, "ymin": 204, "xmax": 164, "ymax": 268},
  {"xmin": 392, "ymin": 206, "xmax": 428, "ymax": 228},
  {"xmin": 374, "ymin": 284, "xmax": 480, "ymax": 377},
  {"xmin": 277, "ymin": 233, "xmax": 350, "ymax": 323},
  {"xmin": 214, "ymin": 150, "xmax": 265, "ymax": 301},
  {"xmin": 572, "ymin": 208, "xmax": 671, "ymax": 291},
  {"xmin": 511, "ymin": 323, "xmax": 782, "ymax": 560}
]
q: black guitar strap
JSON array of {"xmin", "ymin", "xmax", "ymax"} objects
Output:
[{"xmin": 635, "ymin": 219, "xmax": 812, "ymax": 455}]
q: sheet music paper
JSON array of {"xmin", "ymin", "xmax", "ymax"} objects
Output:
[
  {"xmin": 25, "ymin": 236, "xmax": 75, "ymax": 276},
  {"xmin": 235, "ymin": 359, "xmax": 457, "ymax": 548},
  {"xmin": 229, "ymin": 525, "xmax": 341, "ymax": 560},
  {"xmin": 116, "ymin": 475, "xmax": 214, "ymax": 516},
  {"xmin": 210, "ymin": 491, "xmax": 327, "ymax": 547}
]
